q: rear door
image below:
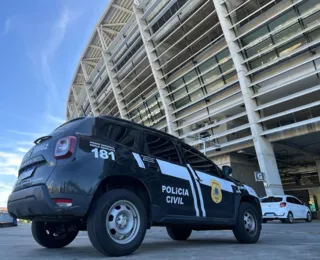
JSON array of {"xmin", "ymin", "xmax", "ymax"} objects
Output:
[
  {"xmin": 181, "ymin": 144, "xmax": 236, "ymax": 219},
  {"xmin": 141, "ymin": 132, "xmax": 197, "ymax": 217}
]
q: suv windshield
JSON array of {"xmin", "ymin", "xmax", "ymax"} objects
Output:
[{"xmin": 261, "ymin": 197, "xmax": 283, "ymax": 203}]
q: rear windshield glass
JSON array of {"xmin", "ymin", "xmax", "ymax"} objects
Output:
[
  {"xmin": 261, "ymin": 197, "xmax": 283, "ymax": 203},
  {"xmin": 52, "ymin": 117, "xmax": 85, "ymax": 134}
]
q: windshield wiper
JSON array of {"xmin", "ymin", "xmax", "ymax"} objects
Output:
[{"xmin": 34, "ymin": 135, "xmax": 52, "ymax": 144}]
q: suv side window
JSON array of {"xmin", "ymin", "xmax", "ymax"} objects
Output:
[
  {"xmin": 182, "ymin": 144, "xmax": 220, "ymax": 177},
  {"xmin": 145, "ymin": 133, "xmax": 180, "ymax": 164},
  {"xmin": 104, "ymin": 123, "xmax": 139, "ymax": 149}
]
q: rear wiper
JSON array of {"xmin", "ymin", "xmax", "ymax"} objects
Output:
[{"xmin": 34, "ymin": 135, "xmax": 52, "ymax": 144}]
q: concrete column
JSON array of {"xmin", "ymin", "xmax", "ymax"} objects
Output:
[
  {"xmin": 84, "ymin": 83, "xmax": 99, "ymax": 116},
  {"xmin": 133, "ymin": 6, "xmax": 177, "ymax": 135},
  {"xmin": 80, "ymin": 62, "xmax": 99, "ymax": 116},
  {"xmin": 102, "ymin": 52, "xmax": 129, "ymax": 119},
  {"xmin": 212, "ymin": 0, "xmax": 284, "ymax": 195},
  {"xmin": 71, "ymin": 86, "xmax": 82, "ymax": 117},
  {"xmin": 316, "ymin": 160, "xmax": 320, "ymax": 183}
]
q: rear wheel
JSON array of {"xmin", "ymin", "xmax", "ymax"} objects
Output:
[
  {"xmin": 285, "ymin": 212, "xmax": 294, "ymax": 224},
  {"xmin": 87, "ymin": 189, "xmax": 147, "ymax": 257},
  {"xmin": 166, "ymin": 227, "xmax": 192, "ymax": 241},
  {"xmin": 31, "ymin": 221, "xmax": 78, "ymax": 248},
  {"xmin": 262, "ymin": 219, "xmax": 267, "ymax": 224},
  {"xmin": 306, "ymin": 211, "xmax": 312, "ymax": 222},
  {"xmin": 233, "ymin": 202, "xmax": 261, "ymax": 244}
]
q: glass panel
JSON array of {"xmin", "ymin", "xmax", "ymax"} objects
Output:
[
  {"xmin": 249, "ymin": 51, "xmax": 277, "ymax": 69},
  {"xmin": 182, "ymin": 144, "xmax": 220, "ymax": 176},
  {"xmin": 277, "ymin": 37, "xmax": 306, "ymax": 57},
  {"xmin": 145, "ymin": 133, "xmax": 180, "ymax": 163}
]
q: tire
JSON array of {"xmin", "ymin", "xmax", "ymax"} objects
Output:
[
  {"xmin": 281, "ymin": 219, "xmax": 286, "ymax": 223},
  {"xmin": 285, "ymin": 212, "xmax": 294, "ymax": 224},
  {"xmin": 166, "ymin": 227, "xmax": 192, "ymax": 241},
  {"xmin": 31, "ymin": 221, "xmax": 78, "ymax": 248},
  {"xmin": 87, "ymin": 189, "xmax": 147, "ymax": 257},
  {"xmin": 306, "ymin": 211, "xmax": 312, "ymax": 222},
  {"xmin": 232, "ymin": 202, "xmax": 261, "ymax": 244},
  {"xmin": 262, "ymin": 219, "xmax": 267, "ymax": 224}
]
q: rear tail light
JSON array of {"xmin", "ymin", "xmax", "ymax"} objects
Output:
[
  {"xmin": 54, "ymin": 136, "xmax": 77, "ymax": 159},
  {"xmin": 280, "ymin": 202, "xmax": 287, "ymax": 208},
  {"xmin": 53, "ymin": 199, "xmax": 72, "ymax": 207}
]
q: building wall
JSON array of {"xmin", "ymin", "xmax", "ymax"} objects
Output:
[{"xmin": 66, "ymin": 0, "xmax": 320, "ymax": 195}]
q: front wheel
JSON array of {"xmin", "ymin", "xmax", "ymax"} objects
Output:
[
  {"xmin": 31, "ymin": 221, "xmax": 78, "ymax": 248},
  {"xmin": 87, "ymin": 189, "xmax": 147, "ymax": 257},
  {"xmin": 306, "ymin": 211, "xmax": 312, "ymax": 222},
  {"xmin": 166, "ymin": 226, "xmax": 192, "ymax": 241},
  {"xmin": 233, "ymin": 202, "xmax": 261, "ymax": 244}
]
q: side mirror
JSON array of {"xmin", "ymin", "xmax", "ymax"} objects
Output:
[{"xmin": 222, "ymin": 165, "xmax": 232, "ymax": 176}]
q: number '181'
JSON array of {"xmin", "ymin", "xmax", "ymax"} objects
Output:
[{"xmin": 91, "ymin": 148, "xmax": 115, "ymax": 161}]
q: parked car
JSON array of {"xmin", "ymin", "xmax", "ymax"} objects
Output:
[
  {"xmin": 0, "ymin": 212, "xmax": 18, "ymax": 227},
  {"xmin": 8, "ymin": 116, "xmax": 261, "ymax": 256},
  {"xmin": 261, "ymin": 195, "xmax": 312, "ymax": 223}
]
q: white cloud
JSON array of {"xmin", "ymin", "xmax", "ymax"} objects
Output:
[
  {"xmin": 16, "ymin": 147, "xmax": 29, "ymax": 153},
  {"xmin": 16, "ymin": 140, "xmax": 34, "ymax": 147},
  {"xmin": 46, "ymin": 114, "xmax": 65, "ymax": 125},
  {"xmin": 7, "ymin": 130, "xmax": 46, "ymax": 139},
  {"xmin": 0, "ymin": 151, "xmax": 23, "ymax": 176},
  {"xmin": 40, "ymin": 7, "xmax": 82, "ymax": 113},
  {"xmin": 0, "ymin": 190, "xmax": 11, "ymax": 207},
  {"xmin": 2, "ymin": 17, "xmax": 13, "ymax": 36}
]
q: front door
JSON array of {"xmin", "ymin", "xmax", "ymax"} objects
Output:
[
  {"xmin": 181, "ymin": 144, "xmax": 236, "ymax": 219},
  {"xmin": 142, "ymin": 132, "xmax": 197, "ymax": 217}
]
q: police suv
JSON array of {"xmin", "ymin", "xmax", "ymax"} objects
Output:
[{"xmin": 8, "ymin": 116, "xmax": 262, "ymax": 256}]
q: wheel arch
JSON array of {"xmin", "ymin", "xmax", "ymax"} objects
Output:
[
  {"xmin": 240, "ymin": 195, "xmax": 262, "ymax": 216},
  {"xmin": 87, "ymin": 175, "xmax": 152, "ymax": 226}
]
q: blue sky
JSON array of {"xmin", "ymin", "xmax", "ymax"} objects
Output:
[{"xmin": 0, "ymin": 0, "xmax": 110, "ymax": 206}]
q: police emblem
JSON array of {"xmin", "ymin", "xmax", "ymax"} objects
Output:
[{"xmin": 211, "ymin": 180, "xmax": 222, "ymax": 204}]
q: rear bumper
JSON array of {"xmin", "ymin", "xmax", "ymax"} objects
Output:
[
  {"xmin": 262, "ymin": 212, "xmax": 287, "ymax": 219},
  {"xmin": 7, "ymin": 185, "xmax": 92, "ymax": 220}
]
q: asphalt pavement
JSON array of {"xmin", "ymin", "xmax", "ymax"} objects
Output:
[{"xmin": 1, "ymin": 220, "xmax": 319, "ymax": 260}]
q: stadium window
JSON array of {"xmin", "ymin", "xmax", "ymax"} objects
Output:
[
  {"xmin": 95, "ymin": 77, "xmax": 110, "ymax": 97},
  {"xmin": 116, "ymin": 40, "xmax": 143, "ymax": 72},
  {"xmin": 145, "ymin": 133, "xmax": 180, "ymax": 164},
  {"xmin": 151, "ymin": 0, "xmax": 188, "ymax": 34}
]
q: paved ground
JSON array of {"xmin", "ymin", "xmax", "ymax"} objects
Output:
[{"xmin": 1, "ymin": 221, "xmax": 320, "ymax": 260}]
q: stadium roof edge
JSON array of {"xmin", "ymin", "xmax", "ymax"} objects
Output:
[{"xmin": 66, "ymin": 0, "xmax": 133, "ymax": 119}]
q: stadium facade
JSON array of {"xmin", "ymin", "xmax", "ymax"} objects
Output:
[{"xmin": 66, "ymin": 0, "xmax": 320, "ymax": 204}]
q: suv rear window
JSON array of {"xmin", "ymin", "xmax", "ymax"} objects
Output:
[
  {"xmin": 52, "ymin": 117, "xmax": 85, "ymax": 134},
  {"xmin": 261, "ymin": 197, "xmax": 283, "ymax": 203}
]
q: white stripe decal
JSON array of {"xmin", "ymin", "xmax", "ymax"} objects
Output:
[
  {"xmin": 132, "ymin": 153, "xmax": 145, "ymax": 169},
  {"xmin": 195, "ymin": 170, "xmax": 235, "ymax": 193},
  {"xmin": 156, "ymin": 159, "xmax": 200, "ymax": 217},
  {"xmin": 187, "ymin": 165, "xmax": 206, "ymax": 217}
]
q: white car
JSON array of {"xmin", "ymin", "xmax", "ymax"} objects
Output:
[{"xmin": 261, "ymin": 195, "xmax": 312, "ymax": 223}]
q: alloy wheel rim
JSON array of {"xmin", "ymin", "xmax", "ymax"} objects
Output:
[
  {"xmin": 244, "ymin": 210, "xmax": 257, "ymax": 236},
  {"xmin": 106, "ymin": 200, "xmax": 140, "ymax": 244},
  {"xmin": 289, "ymin": 213, "xmax": 293, "ymax": 222}
]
